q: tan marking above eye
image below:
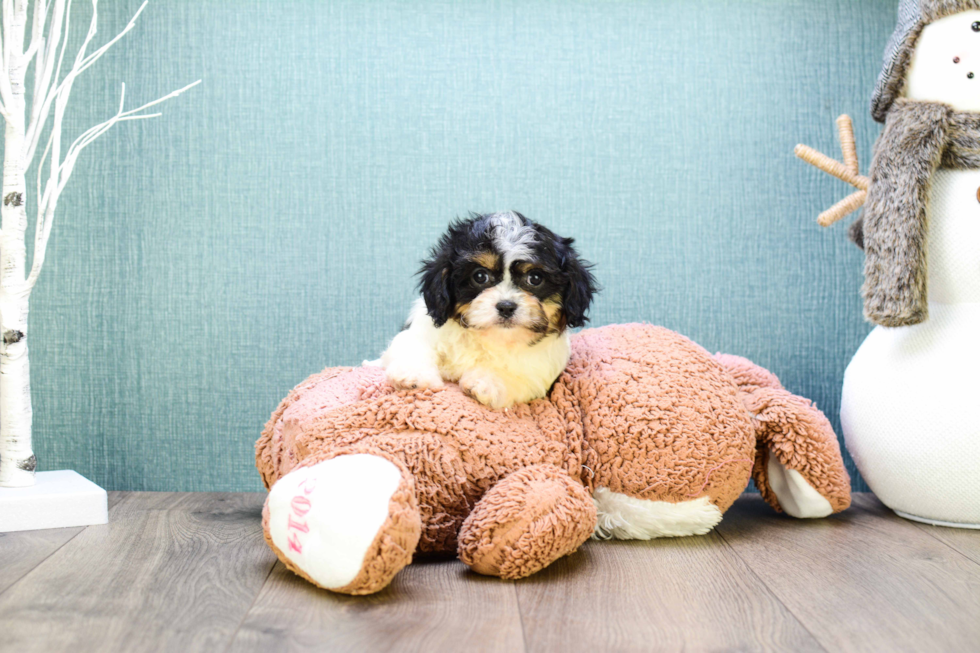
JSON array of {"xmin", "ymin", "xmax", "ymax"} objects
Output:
[{"xmin": 473, "ymin": 253, "xmax": 500, "ymax": 269}]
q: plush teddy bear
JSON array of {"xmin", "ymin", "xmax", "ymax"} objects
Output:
[{"xmin": 256, "ymin": 324, "xmax": 850, "ymax": 595}]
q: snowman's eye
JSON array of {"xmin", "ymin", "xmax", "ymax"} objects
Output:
[{"xmin": 973, "ymin": 21, "xmax": 980, "ymax": 32}]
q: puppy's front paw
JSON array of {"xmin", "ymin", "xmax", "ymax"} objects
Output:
[
  {"xmin": 460, "ymin": 370, "xmax": 510, "ymax": 409},
  {"xmin": 385, "ymin": 363, "xmax": 445, "ymax": 392}
]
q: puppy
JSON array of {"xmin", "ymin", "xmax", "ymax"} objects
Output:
[{"xmin": 380, "ymin": 211, "xmax": 597, "ymax": 409}]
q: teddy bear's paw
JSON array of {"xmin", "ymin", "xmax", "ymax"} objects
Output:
[
  {"xmin": 458, "ymin": 465, "xmax": 596, "ymax": 579},
  {"xmin": 263, "ymin": 454, "xmax": 421, "ymax": 595},
  {"xmin": 459, "ymin": 370, "xmax": 510, "ymax": 409},
  {"xmin": 384, "ymin": 362, "xmax": 445, "ymax": 392}
]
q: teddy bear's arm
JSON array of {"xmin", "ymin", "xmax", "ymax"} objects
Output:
[{"xmin": 457, "ymin": 464, "xmax": 596, "ymax": 580}]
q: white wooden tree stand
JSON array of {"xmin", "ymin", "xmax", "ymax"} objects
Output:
[
  {"xmin": 0, "ymin": 470, "xmax": 107, "ymax": 531},
  {"xmin": 0, "ymin": 0, "xmax": 197, "ymax": 528}
]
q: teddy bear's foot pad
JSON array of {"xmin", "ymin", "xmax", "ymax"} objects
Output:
[
  {"xmin": 766, "ymin": 450, "xmax": 833, "ymax": 518},
  {"xmin": 264, "ymin": 454, "xmax": 421, "ymax": 594}
]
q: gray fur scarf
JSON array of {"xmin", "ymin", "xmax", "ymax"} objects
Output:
[{"xmin": 856, "ymin": 98, "xmax": 980, "ymax": 327}]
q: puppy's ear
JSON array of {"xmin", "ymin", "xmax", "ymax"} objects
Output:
[
  {"xmin": 417, "ymin": 238, "xmax": 455, "ymax": 327},
  {"xmin": 558, "ymin": 237, "xmax": 598, "ymax": 329}
]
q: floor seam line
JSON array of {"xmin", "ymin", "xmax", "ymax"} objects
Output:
[
  {"xmin": 714, "ymin": 526, "xmax": 831, "ymax": 653},
  {"xmin": 908, "ymin": 522, "xmax": 980, "ymax": 568},
  {"xmin": 514, "ymin": 580, "xmax": 530, "ymax": 653},
  {"xmin": 222, "ymin": 558, "xmax": 278, "ymax": 653},
  {"xmin": 0, "ymin": 526, "xmax": 88, "ymax": 598},
  {"xmin": 854, "ymin": 496, "xmax": 980, "ymax": 568}
]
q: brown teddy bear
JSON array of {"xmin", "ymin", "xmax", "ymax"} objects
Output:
[{"xmin": 256, "ymin": 324, "xmax": 850, "ymax": 595}]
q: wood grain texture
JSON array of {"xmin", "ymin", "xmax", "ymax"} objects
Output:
[
  {"xmin": 0, "ymin": 526, "xmax": 84, "ymax": 595},
  {"xmin": 908, "ymin": 519, "xmax": 980, "ymax": 566},
  {"xmin": 108, "ymin": 490, "xmax": 266, "ymax": 515},
  {"xmin": 716, "ymin": 494, "xmax": 980, "ymax": 653},
  {"xmin": 229, "ymin": 557, "xmax": 526, "ymax": 653},
  {"xmin": 514, "ymin": 536, "xmax": 822, "ymax": 653},
  {"xmin": 6, "ymin": 493, "xmax": 980, "ymax": 652},
  {"xmin": 0, "ymin": 492, "xmax": 276, "ymax": 653}
]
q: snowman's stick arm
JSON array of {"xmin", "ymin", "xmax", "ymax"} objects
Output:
[
  {"xmin": 795, "ymin": 115, "xmax": 871, "ymax": 227},
  {"xmin": 818, "ymin": 190, "xmax": 867, "ymax": 227},
  {"xmin": 794, "ymin": 145, "xmax": 869, "ymax": 190},
  {"xmin": 837, "ymin": 114, "xmax": 860, "ymax": 175}
]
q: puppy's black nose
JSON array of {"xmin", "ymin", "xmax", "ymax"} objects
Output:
[{"xmin": 496, "ymin": 300, "xmax": 518, "ymax": 319}]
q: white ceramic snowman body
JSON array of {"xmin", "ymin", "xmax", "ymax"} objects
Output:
[{"xmin": 841, "ymin": 11, "xmax": 980, "ymax": 528}]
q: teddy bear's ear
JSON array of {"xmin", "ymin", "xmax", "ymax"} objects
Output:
[
  {"xmin": 417, "ymin": 237, "xmax": 455, "ymax": 327},
  {"xmin": 557, "ymin": 237, "xmax": 599, "ymax": 329}
]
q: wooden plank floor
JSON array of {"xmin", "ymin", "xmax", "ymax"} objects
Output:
[{"xmin": 1, "ymin": 493, "xmax": 978, "ymax": 652}]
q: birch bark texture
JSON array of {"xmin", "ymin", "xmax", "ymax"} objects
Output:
[{"xmin": 0, "ymin": 0, "xmax": 199, "ymax": 487}]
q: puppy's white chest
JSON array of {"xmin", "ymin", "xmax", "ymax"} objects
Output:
[{"xmin": 436, "ymin": 325, "xmax": 571, "ymax": 407}]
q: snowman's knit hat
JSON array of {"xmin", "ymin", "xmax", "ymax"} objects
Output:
[{"xmin": 872, "ymin": 0, "xmax": 980, "ymax": 122}]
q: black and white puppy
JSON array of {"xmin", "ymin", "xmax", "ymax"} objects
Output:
[{"xmin": 380, "ymin": 211, "xmax": 598, "ymax": 408}]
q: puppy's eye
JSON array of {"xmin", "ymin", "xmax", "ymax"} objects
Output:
[
  {"xmin": 472, "ymin": 269, "xmax": 490, "ymax": 285},
  {"xmin": 973, "ymin": 21, "xmax": 980, "ymax": 32},
  {"xmin": 526, "ymin": 270, "xmax": 544, "ymax": 287}
]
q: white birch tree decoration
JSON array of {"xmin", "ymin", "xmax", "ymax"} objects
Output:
[{"xmin": 0, "ymin": 0, "xmax": 199, "ymax": 487}]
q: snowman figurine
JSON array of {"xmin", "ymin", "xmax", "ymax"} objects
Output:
[{"xmin": 799, "ymin": 0, "xmax": 980, "ymax": 528}]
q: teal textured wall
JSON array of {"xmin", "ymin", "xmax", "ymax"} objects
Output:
[{"xmin": 20, "ymin": 0, "xmax": 897, "ymax": 491}]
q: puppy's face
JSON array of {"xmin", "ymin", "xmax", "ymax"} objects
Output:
[{"xmin": 418, "ymin": 212, "xmax": 597, "ymax": 343}]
